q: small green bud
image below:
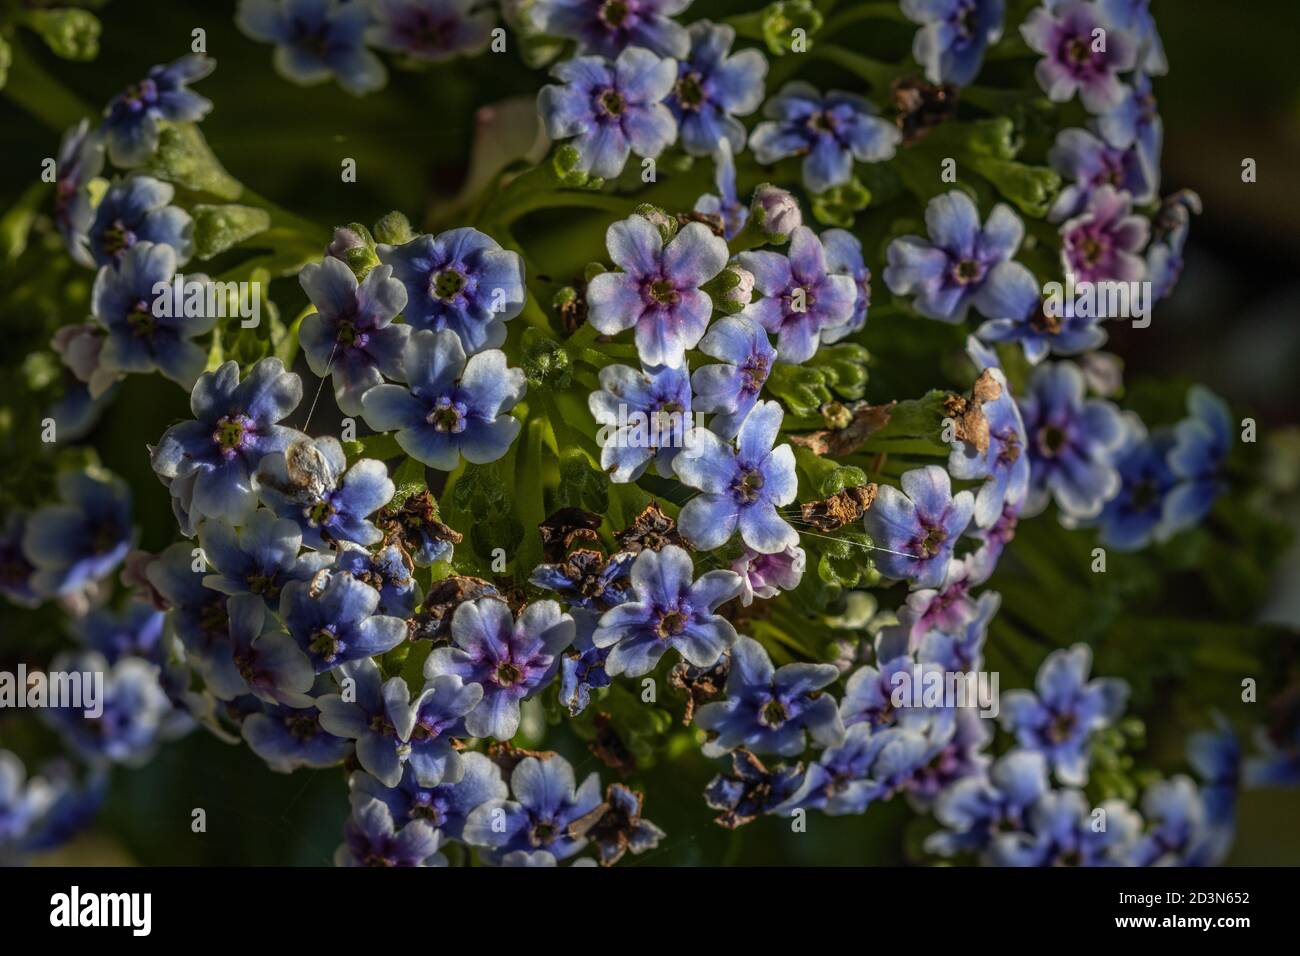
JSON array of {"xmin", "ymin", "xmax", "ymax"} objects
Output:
[
  {"xmin": 761, "ymin": 0, "xmax": 823, "ymax": 56},
  {"xmin": 811, "ymin": 177, "xmax": 872, "ymax": 228},
  {"xmin": 328, "ymin": 223, "xmax": 379, "ymax": 278},
  {"xmin": 523, "ymin": 335, "xmax": 573, "ymax": 390},
  {"xmin": 583, "ymin": 261, "xmax": 607, "ymax": 283},
  {"xmin": 702, "ymin": 263, "xmax": 754, "ymax": 315},
  {"xmin": 25, "ymin": 9, "xmax": 101, "ymax": 61},
  {"xmin": 634, "ymin": 203, "xmax": 678, "ymax": 243},
  {"xmin": 372, "ymin": 211, "xmax": 415, "ymax": 245},
  {"xmin": 970, "ymin": 158, "xmax": 1061, "ymax": 218}
]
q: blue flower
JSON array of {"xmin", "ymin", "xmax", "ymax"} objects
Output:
[
  {"xmin": 901, "ymin": 0, "xmax": 1004, "ymax": 87},
  {"xmin": 150, "ymin": 357, "xmax": 304, "ymax": 534},
  {"xmin": 1097, "ymin": 0, "xmax": 1166, "ymax": 76},
  {"xmin": 1047, "ymin": 127, "xmax": 1153, "ymax": 223},
  {"xmin": 334, "ymin": 543, "xmax": 420, "ymax": 617},
  {"xmin": 1146, "ymin": 190, "xmax": 1200, "ymax": 301},
  {"xmin": 926, "ymin": 749, "xmax": 1050, "ymax": 859},
  {"xmin": 692, "ymin": 140, "xmax": 748, "ymax": 240},
  {"xmin": 337, "ymin": 797, "xmax": 443, "ymax": 866},
  {"xmin": 1021, "ymin": 1, "xmax": 1136, "ymax": 114},
  {"xmin": 593, "ymin": 544, "xmax": 741, "ymax": 677},
  {"xmin": 749, "ymin": 82, "xmax": 900, "ymax": 194},
  {"xmin": 1244, "ymin": 722, "xmax": 1300, "ymax": 789},
  {"xmin": 1186, "ymin": 716, "xmax": 1240, "ymax": 827},
  {"xmin": 280, "ymin": 571, "xmax": 407, "ymax": 673},
  {"xmin": 581, "ymin": 782, "xmax": 665, "ymax": 865},
  {"xmin": 237, "ymin": 0, "xmax": 387, "ymax": 95},
  {"xmin": 818, "ymin": 228, "xmax": 872, "ymax": 344},
  {"xmin": 298, "ymin": 257, "xmax": 410, "ymax": 417},
  {"xmin": 737, "ymin": 227, "xmax": 857, "ymax": 363},
  {"xmin": 666, "ymin": 21, "xmax": 767, "ymax": 156},
  {"xmin": 586, "ymin": 215, "xmax": 729, "ymax": 368},
  {"xmin": 883, "ymin": 190, "xmax": 1025, "ymax": 324},
  {"xmin": 863, "ymin": 465, "xmax": 975, "ymax": 590},
  {"xmin": 317, "ymin": 657, "xmax": 418, "ymax": 786},
  {"xmin": 1000, "ymin": 643, "xmax": 1129, "ymax": 786},
  {"xmin": 1131, "ymin": 776, "xmax": 1226, "ymax": 866},
  {"xmin": 18, "ymin": 761, "xmax": 108, "ymax": 854},
  {"xmin": 407, "ymin": 674, "xmax": 482, "ymax": 784},
  {"xmin": 704, "ymin": 750, "xmax": 804, "ymax": 827},
  {"xmin": 1059, "ymin": 185, "xmax": 1149, "ymax": 284},
  {"xmin": 366, "ymin": 0, "xmax": 495, "ymax": 62},
  {"xmin": 254, "ymin": 436, "xmax": 394, "ymax": 550},
  {"xmin": 0, "ymin": 513, "xmax": 40, "ymax": 608},
  {"xmin": 917, "ymin": 590, "xmax": 1000, "ymax": 674},
  {"xmin": 0, "ymin": 751, "xmax": 55, "ymax": 852},
  {"xmin": 88, "ymin": 176, "xmax": 193, "ymax": 268},
  {"xmin": 947, "ymin": 367, "xmax": 1032, "ymax": 526},
  {"xmin": 1093, "ymin": 413, "xmax": 1180, "ymax": 551},
  {"xmin": 463, "ymin": 753, "xmax": 603, "ymax": 861},
  {"xmin": 72, "ymin": 599, "xmax": 166, "ymax": 665},
  {"xmin": 529, "ymin": 550, "xmax": 634, "ymax": 610},
  {"xmin": 197, "ymin": 510, "xmax": 332, "ymax": 603},
  {"xmin": 840, "ymin": 655, "xmax": 952, "ymax": 734},
  {"xmin": 1018, "ymin": 361, "xmax": 1125, "ymax": 519},
  {"xmin": 695, "ymin": 636, "xmax": 844, "ymax": 757},
  {"xmin": 1164, "ymin": 385, "xmax": 1231, "ymax": 531},
  {"xmin": 46, "ymin": 651, "xmax": 176, "ymax": 767},
  {"xmin": 243, "ymin": 694, "xmax": 354, "ymax": 772},
  {"xmin": 425, "ymin": 598, "xmax": 574, "ymax": 740},
  {"xmin": 691, "ymin": 316, "xmax": 776, "ymax": 439},
  {"xmin": 529, "ymin": 0, "xmax": 692, "ymax": 59},
  {"xmin": 102, "ymin": 54, "xmax": 215, "ymax": 167},
  {"xmin": 53, "ymin": 120, "xmax": 105, "ymax": 268},
  {"xmin": 22, "ymin": 470, "xmax": 134, "ymax": 599},
  {"xmin": 674, "ymin": 400, "xmax": 800, "ymax": 554},
  {"xmin": 903, "ymin": 706, "xmax": 993, "ymax": 806},
  {"xmin": 991, "ymin": 789, "xmax": 1140, "ymax": 866},
  {"xmin": 589, "ymin": 362, "xmax": 693, "ymax": 482},
  {"xmin": 350, "ymin": 751, "xmax": 506, "ymax": 837},
  {"xmin": 777, "ymin": 724, "xmax": 933, "ymax": 815},
  {"xmin": 203, "ymin": 592, "xmax": 316, "ymax": 707},
  {"xmin": 973, "ymin": 261, "xmax": 1106, "ymax": 362},
  {"xmin": 92, "ymin": 242, "xmax": 216, "ymax": 391},
  {"xmin": 361, "ymin": 329, "xmax": 525, "ymax": 470},
  {"xmin": 144, "ymin": 542, "xmax": 231, "ymax": 665},
  {"xmin": 731, "ymin": 545, "xmax": 805, "ymax": 607},
  {"xmin": 538, "ymin": 47, "xmax": 679, "ymax": 180},
  {"xmin": 558, "ymin": 609, "xmax": 612, "ymax": 715},
  {"xmin": 1095, "ymin": 71, "xmax": 1162, "ymax": 190},
  {"xmin": 377, "ymin": 227, "xmax": 524, "ymax": 352}
]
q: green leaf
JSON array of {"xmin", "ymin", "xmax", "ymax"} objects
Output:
[
  {"xmin": 192, "ymin": 204, "xmax": 271, "ymax": 259},
  {"xmin": 139, "ymin": 123, "xmax": 242, "ymax": 201}
]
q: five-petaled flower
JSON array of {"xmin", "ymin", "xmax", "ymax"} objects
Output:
[
  {"xmin": 674, "ymin": 400, "xmax": 800, "ymax": 554},
  {"xmin": 361, "ymin": 329, "xmax": 525, "ymax": 470},
  {"xmin": 538, "ymin": 46, "xmax": 679, "ymax": 180},
  {"xmin": 863, "ymin": 465, "xmax": 975, "ymax": 590},
  {"xmin": 749, "ymin": 81, "xmax": 900, "ymax": 194},
  {"xmin": 593, "ymin": 544, "xmax": 741, "ymax": 676},
  {"xmin": 587, "ymin": 214, "xmax": 729, "ymax": 368}
]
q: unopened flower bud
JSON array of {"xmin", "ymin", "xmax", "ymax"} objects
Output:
[
  {"xmin": 750, "ymin": 184, "xmax": 803, "ymax": 242},
  {"xmin": 327, "ymin": 222, "xmax": 379, "ymax": 277}
]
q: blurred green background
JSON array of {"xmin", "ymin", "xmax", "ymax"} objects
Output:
[{"xmin": 1, "ymin": 0, "xmax": 1299, "ymax": 865}]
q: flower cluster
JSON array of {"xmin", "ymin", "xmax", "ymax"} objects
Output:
[{"xmin": 4, "ymin": 0, "xmax": 1290, "ymax": 870}]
